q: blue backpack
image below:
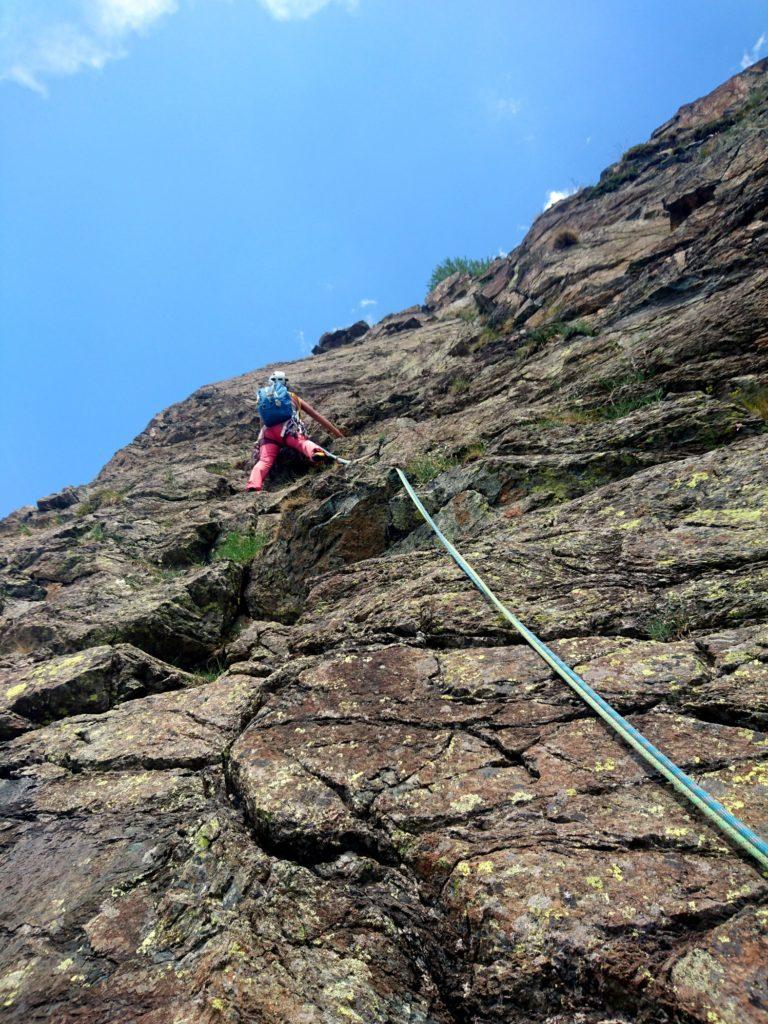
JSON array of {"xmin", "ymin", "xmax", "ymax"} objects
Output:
[{"xmin": 257, "ymin": 381, "xmax": 294, "ymax": 426}]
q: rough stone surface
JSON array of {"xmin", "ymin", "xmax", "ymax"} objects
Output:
[
  {"xmin": 313, "ymin": 320, "xmax": 371, "ymax": 355},
  {"xmin": 1, "ymin": 62, "xmax": 768, "ymax": 1023}
]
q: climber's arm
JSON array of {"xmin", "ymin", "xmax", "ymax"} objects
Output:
[{"xmin": 294, "ymin": 395, "xmax": 345, "ymax": 438}]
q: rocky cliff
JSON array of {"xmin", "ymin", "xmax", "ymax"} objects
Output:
[{"xmin": 1, "ymin": 62, "xmax": 768, "ymax": 1024}]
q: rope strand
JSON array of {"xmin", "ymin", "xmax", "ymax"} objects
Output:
[{"xmin": 396, "ymin": 467, "xmax": 768, "ymax": 872}]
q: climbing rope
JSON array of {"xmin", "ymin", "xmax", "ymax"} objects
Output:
[
  {"xmin": 396, "ymin": 468, "xmax": 768, "ymax": 872},
  {"xmin": 315, "ymin": 443, "xmax": 352, "ymax": 465}
]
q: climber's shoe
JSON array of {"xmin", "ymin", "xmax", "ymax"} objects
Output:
[{"xmin": 246, "ymin": 483, "xmax": 260, "ymax": 492}]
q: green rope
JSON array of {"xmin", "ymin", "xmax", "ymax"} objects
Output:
[{"xmin": 397, "ymin": 468, "xmax": 768, "ymax": 872}]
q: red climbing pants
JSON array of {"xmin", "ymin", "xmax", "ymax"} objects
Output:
[{"xmin": 247, "ymin": 425, "xmax": 325, "ymax": 491}]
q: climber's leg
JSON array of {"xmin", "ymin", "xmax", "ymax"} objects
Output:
[
  {"xmin": 284, "ymin": 432, "xmax": 326, "ymax": 462},
  {"xmin": 247, "ymin": 441, "xmax": 280, "ymax": 491}
]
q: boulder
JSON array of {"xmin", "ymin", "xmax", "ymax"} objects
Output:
[{"xmin": 312, "ymin": 319, "xmax": 370, "ymax": 354}]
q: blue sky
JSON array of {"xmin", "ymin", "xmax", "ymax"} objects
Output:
[{"xmin": 1, "ymin": 0, "xmax": 766, "ymax": 515}]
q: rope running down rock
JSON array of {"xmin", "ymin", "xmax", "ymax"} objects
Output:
[{"xmin": 396, "ymin": 467, "xmax": 768, "ymax": 872}]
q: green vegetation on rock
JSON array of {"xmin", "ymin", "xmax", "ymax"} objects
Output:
[
  {"xmin": 449, "ymin": 376, "xmax": 470, "ymax": 395},
  {"xmin": 587, "ymin": 164, "xmax": 641, "ymax": 198},
  {"xmin": 731, "ymin": 383, "xmax": 768, "ymax": 422},
  {"xmin": 405, "ymin": 454, "xmax": 459, "ymax": 485},
  {"xmin": 213, "ymin": 531, "xmax": 269, "ymax": 564},
  {"xmin": 458, "ymin": 441, "xmax": 487, "ymax": 463},
  {"xmin": 527, "ymin": 319, "xmax": 596, "ymax": 345},
  {"xmin": 197, "ymin": 659, "xmax": 227, "ymax": 682},
  {"xmin": 74, "ymin": 488, "xmax": 126, "ymax": 517},
  {"xmin": 428, "ymin": 256, "xmax": 494, "ymax": 291},
  {"xmin": 590, "ymin": 369, "xmax": 664, "ymax": 420},
  {"xmin": 593, "ymin": 388, "xmax": 664, "ymax": 421},
  {"xmin": 644, "ymin": 598, "xmax": 695, "ymax": 641}
]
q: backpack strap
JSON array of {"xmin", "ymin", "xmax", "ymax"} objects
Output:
[{"xmin": 281, "ymin": 393, "xmax": 307, "ymax": 437}]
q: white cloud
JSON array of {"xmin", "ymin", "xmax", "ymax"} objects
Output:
[
  {"xmin": 98, "ymin": 0, "xmax": 177, "ymax": 33},
  {"xmin": 258, "ymin": 0, "xmax": 357, "ymax": 19},
  {"xmin": 1, "ymin": 0, "xmax": 356, "ymax": 94},
  {"xmin": 0, "ymin": 0, "xmax": 177, "ymax": 95},
  {"xmin": 487, "ymin": 95, "xmax": 521, "ymax": 119},
  {"xmin": 350, "ymin": 297, "xmax": 377, "ymax": 325},
  {"xmin": 543, "ymin": 187, "xmax": 577, "ymax": 211},
  {"xmin": 741, "ymin": 32, "xmax": 767, "ymax": 70}
]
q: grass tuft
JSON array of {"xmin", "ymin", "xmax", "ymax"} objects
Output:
[
  {"xmin": 456, "ymin": 306, "xmax": 478, "ymax": 323},
  {"xmin": 197, "ymin": 656, "xmax": 228, "ymax": 682},
  {"xmin": 590, "ymin": 368, "xmax": 663, "ymax": 420},
  {"xmin": 405, "ymin": 454, "xmax": 459, "ymax": 485},
  {"xmin": 428, "ymin": 256, "xmax": 494, "ymax": 291},
  {"xmin": 621, "ymin": 141, "xmax": 657, "ymax": 162},
  {"xmin": 593, "ymin": 389, "xmax": 664, "ymax": 421},
  {"xmin": 587, "ymin": 164, "xmax": 641, "ymax": 199},
  {"xmin": 563, "ymin": 320, "xmax": 596, "ymax": 339},
  {"xmin": 213, "ymin": 530, "xmax": 269, "ymax": 564},
  {"xmin": 644, "ymin": 599, "xmax": 694, "ymax": 642},
  {"xmin": 470, "ymin": 325, "xmax": 502, "ymax": 351},
  {"xmin": 553, "ymin": 228, "xmax": 579, "ymax": 250},
  {"xmin": 449, "ymin": 376, "xmax": 471, "ymax": 395},
  {"xmin": 731, "ymin": 383, "xmax": 768, "ymax": 421},
  {"xmin": 458, "ymin": 441, "xmax": 487, "ymax": 463},
  {"xmin": 532, "ymin": 408, "xmax": 597, "ymax": 430},
  {"xmin": 526, "ymin": 319, "xmax": 596, "ymax": 346},
  {"xmin": 74, "ymin": 488, "xmax": 126, "ymax": 517},
  {"xmin": 527, "ymin": 322, "xmax": 565, "ymax": 344}
]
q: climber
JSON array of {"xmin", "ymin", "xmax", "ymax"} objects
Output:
[{"xmin": 246, "ymin": 370, "xmax": 344, "ymax": 492}]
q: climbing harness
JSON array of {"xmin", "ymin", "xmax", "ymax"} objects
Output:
[{"xmin": 395, "ymin": 468, "xmax": 768, "ymax": 872}]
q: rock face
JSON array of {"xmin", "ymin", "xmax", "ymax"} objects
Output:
[
  {"xmin": 1, "ymin": 62, "xmax": 768, "ymax": 1024},
  {"xmin": 313, "ymin": 320, "xmax": 371, "ymax": 355}
]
